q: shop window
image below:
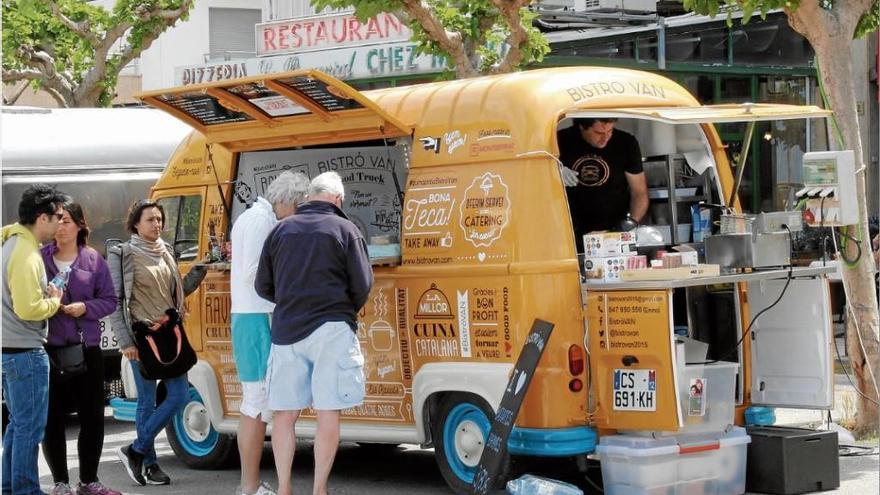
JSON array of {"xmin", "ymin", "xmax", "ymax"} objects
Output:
[
  {"xmin": 731, "ymin": 17, "xmax": 814, "ymax": 68},
  {"xmin": 636, "ymin": 36, "xmax": 658, "ymax": 63},
  {"xmin": 567, "ymin": 39, "xmax": 635, "ymax": 59},
  {"xmin": 694, "ymin": 26, "xmax": 728, "ymax": 65},
  {"xmin": 156, "ymin": 195, "xmax": 202, "ymax": 261},
  {"xmin": 666, "ymin": 31, "xmax": 700, "ymax": 62}
]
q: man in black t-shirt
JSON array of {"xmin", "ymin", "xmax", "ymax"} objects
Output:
[{"xmin": 558, "ymin": 117, "xmax": 649, "ymax": 252}]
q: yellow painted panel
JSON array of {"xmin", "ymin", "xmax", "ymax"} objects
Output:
[{"xmin": 587, "ymin": 290, "xmax": 679, "ymax": 431}]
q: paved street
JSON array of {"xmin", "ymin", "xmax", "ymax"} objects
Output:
[
  {"xmin": 37, "ymin": 411, "xmax": 451, "ymax": 494},
  {"xmin": 33, "ymin": 401, "xmax": 878, "ymax": 495}
]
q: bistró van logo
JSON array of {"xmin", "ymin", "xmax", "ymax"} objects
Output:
[{"xmin": 459, "ymin": 172, "xmax": 511, "ymax": 248}]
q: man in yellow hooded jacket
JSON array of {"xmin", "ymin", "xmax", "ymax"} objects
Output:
[{"xmin": 2, "ymin": 184, "xmax": 68, "ymax": 495}]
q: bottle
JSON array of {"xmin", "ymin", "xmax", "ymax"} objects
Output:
[
  {"xmin": 692, "ymin": 203, "xmax": 703, "ymax": 242},
  {"xmin": 207, "ymin": 220, "xmax": 220, "ymax": 262},
  {"xmin": 507, "ymin": 474, "xmax": 583, "ymax": 495},
  {"xmin": 50, "ymin": 267, "xmax": 72, "ymax": 291}
]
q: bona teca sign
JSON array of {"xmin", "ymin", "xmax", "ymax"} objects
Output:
[{"xmin": 256, "ymin": 12, "xmax": 412, "ymax": 56}]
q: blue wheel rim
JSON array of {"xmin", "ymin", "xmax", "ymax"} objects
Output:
[
  {"xmin": 172, "ymin": 387, "xmax": 219, "ymax": 457},
  {"xmin": 443, "ymin": 402, "xmax": 491, "ymax": 484}
]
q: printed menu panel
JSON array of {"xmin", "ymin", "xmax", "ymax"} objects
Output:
[
  {"xmin": 225, "ymin": 82, "xmax": 309, "ymax": 117},
  {"xmin": 275, "ymin": 75, "xmax": 364, "ymax": 112},
  {"xmin": 156, "ymin": 92, "xmax": 252, "ymax": 126}
]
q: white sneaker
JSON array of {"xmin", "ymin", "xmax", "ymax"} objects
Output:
[{"xmin": 242, "ymin": 481, "xmax": 277, "ymax": 495}]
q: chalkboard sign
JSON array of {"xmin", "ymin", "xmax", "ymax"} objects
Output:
[
  {"xmin": 275, "ymin": 76, "xmax": 364, "ymax": 113},
  {"xmin": 156, "ymin": 92, "xmax": 252, "ymax": 126},
  {"xmin": 226, "ymin": 82, "xmax": 309, "ymax": 118},
  {"xmin": 234, "ymin": 146, "xmax": 406, "ymax": 243},
  {"xmin": 471, "ymin": 319, "xmax": 555, "ymax": 495}
]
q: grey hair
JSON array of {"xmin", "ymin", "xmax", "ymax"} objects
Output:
[
  {"xmin": 265, "ymin": 171, "xmax": 309, "ymax": 206},
  {"xmin": 307, "ymin": 171, "xmax": 345, "ymax": 201}
]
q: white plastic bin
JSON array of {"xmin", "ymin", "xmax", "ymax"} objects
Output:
[
  {"xmin": 677, "ymin": 362, "xmax": 739, "ymax": 434},
  {"xmin": 596, "ymin": 427, "xmax": 751, "ymax": 495}
]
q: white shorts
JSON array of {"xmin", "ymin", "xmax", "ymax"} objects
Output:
[
  {"xmin": 240, "ymin": 380, "xmax": 273, "ymax": 422},
  {"xmin": 267, "ymin": 321, "xmax": 365, "ymax": 411}
]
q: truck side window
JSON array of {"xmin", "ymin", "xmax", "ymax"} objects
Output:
[{"xmin": 156, "ymin": 195, "xmax": 202, "ymax": 262}]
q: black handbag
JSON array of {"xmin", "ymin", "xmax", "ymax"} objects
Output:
[
  {"xmin": 133, "ymin": 308, "xmax": 196, "ymax": 380},
  {"xmin": 47, "ymin": 319, "xmax": 87, "ymax": 381}
]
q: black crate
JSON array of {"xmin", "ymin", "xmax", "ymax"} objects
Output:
[{"xmin": 746, "ymin": 426, "xmax": 839, "ymax": 494}]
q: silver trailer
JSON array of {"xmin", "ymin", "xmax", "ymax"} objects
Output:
[{"xmin": 1, "ymin": 106, "xmax": 191, "ymax": 401}]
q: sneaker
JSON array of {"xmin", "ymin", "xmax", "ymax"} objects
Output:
[
  {"xmin": 49, "ymin": 482, "xmax": 74, "ymax": 495},
  {"xmin": 116, "ymin": 444, "xmax": 146, "ymax": 486},
  {"xmin": 246, "ymin": 482, "xmax": 277, "ymax": 495},
  {"xmin": 76, "ymin": 481, "xmax": 122, "ymax": 495},
  {"xmin": 144, "ymin": 464, "xmax": 171, "ymax": 485}
]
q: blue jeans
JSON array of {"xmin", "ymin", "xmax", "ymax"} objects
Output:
[
  {"xmin": 130, "ymin": 364, "xmax": 189, "ymax": 467},
  {"xmin": 2, "ymin": 349, "xmax": 50, "ymax": 495}
]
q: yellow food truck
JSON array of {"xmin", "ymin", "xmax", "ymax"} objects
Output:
[{"xmin": 111, "ymin": 67, "xmax": 836, "ymax": 493}]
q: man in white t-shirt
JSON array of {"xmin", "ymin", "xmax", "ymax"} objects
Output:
[{"xmin": 230, "ymin": 171, "xmax": 308, "ymax": 495}]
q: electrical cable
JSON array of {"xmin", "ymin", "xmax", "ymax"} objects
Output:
[
  {"xmin": 832, "ymin": 313, "xmax": 880, "ymax": 407},
  {"xmin": 836, "ymin": 227, "xmax": 863, "ymax": 265},
  {"xmin": 686, "ymin": 226, "xmax": 794, "ymax": 366},
  {"xmin": 839, "ymin": 444, "xmax": 879, "ymax": 457}
]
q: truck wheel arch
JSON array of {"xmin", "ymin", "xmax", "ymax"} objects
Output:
[
  {"xmin": 185, "ymin": 360, "xmax": 225, "ymax": 428},
  {"xmin": 412, "ymin": 362, "xmax": 513, "ymax": 445}
]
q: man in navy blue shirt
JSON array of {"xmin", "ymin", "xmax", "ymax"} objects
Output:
[{"xmin": 256, "ymin": 171, "xmax": 373, "ymax": 495}]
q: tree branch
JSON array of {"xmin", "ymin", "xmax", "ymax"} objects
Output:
[
  {"xmin": 111, "ymin": 0, "xmax": 192, "ymax": 69},
  {"xmin": 3, "ymin": 81, "xmax": 31, "ymax": 105},
  {"xmin": 489, "ymin": 0, "xmax": 531, "ymax": 73},
  {"xmin": 43, "ymin": 86, "xmax": 69, "ymax": 107},
  {"xmin": 47, "ymin": 0, "xmax": 100, "ymax": 47},
  {"xmin": 77, "ymin": 1, "xmax": 193, "ymax": 105},
  {"xmin": 14, "ymin": 45, "xmax": 75, "ymax": 104},
  {"xmin": 400, "ymin": 0, "xmax": 478, "ymax": 77},
  {"xmin": 2, "ymin": 68, "xmax": 43, "ymax": 82}
]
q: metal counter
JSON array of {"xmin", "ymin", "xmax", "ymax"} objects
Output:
[{"xmin": 582, "ymin": 265, "xmax": 836, "ymax": 292}]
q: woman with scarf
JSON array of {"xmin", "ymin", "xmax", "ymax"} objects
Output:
[
  {"xmin": 41, "ymin": 202, "xmax": 120, "ymax": 495},
  {"xmin": 108, "ymin": 199, "xmax": 207, "ymax": 487}
]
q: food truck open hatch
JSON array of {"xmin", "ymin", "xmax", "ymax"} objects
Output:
[{"xmin": 137, "ymin": 69, "xmax": 412, "ymax": 152}]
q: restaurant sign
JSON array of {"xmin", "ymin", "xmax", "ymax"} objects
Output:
[
  {"xmin": 256, "ymin": 12, "xmax": 412, "ymax": 57},
  {"xmin": 175, "ymin": 41, "xmax": 447, "ymax": 86}
]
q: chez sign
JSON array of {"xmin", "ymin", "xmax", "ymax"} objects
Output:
[{"xmin": 256, "ymin": 11, "xmax": 413, "ymax": 56}]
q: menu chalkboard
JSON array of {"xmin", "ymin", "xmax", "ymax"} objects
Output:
[
  {"xmin": 157, "ymin": 92, "xmax": 252, "ymax": 126},
  {"xmin": 471, "ymin": 319, "xmax": 555, "ymax": 495},
  {"xmin": 275, "ymin": 76, "xmax": 364, "ymax": 113},
  {"xmin": 233, "ymin": 146, "xmax": 406, "ymax": 242}
]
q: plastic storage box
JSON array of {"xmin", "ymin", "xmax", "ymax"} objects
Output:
[
  {"xmin": 677, "ymin": 362, "xmax": 739, "ymax": 433},
  {"xmin": 596, "ymin": 426, "xmax": 751, "ymax": 495},
  {"xmin": 745, "ymin": 426, "xmax": 839, "ymax": 494}
]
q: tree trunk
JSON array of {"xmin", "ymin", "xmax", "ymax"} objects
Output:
[{"xmin": 789, "ymin": 16, "xmax": 880, "ymax": 436}]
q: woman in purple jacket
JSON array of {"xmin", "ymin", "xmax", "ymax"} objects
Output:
[{"xmin": 40, "ymin": 202, "xmax": 121, "ymax": 495}]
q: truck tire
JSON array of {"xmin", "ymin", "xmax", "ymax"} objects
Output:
[
  {"xmin": 432, "ymin": 393, "xmax": 509, "ymax": 494},
  {"xmin": 166, "ymin": 386, "xmax": 236, "ymax": 469}
]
